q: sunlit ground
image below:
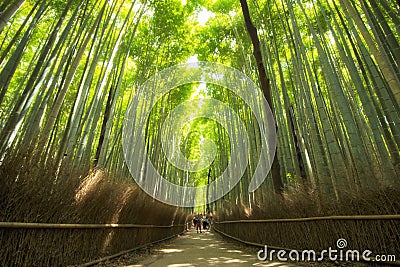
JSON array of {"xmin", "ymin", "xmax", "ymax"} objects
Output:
[{"xmin": 127, "ymin": 230, "xmax": 299, "ymax": 267}]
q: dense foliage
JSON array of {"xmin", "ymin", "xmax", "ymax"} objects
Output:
[{"xmin": 0, "ymin": 0, "xmax": 399, "ymax": 210}]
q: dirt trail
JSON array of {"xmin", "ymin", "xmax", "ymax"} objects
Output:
[{"xmin": 128, "ymin": 229, "xmax": 299, "ymax": 267}]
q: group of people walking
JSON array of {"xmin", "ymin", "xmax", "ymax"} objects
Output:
[{"xmin": 192, "ymin": 213, "xmax": 211, "ymax": 233}]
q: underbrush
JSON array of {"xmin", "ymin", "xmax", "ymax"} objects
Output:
[
  {"xmin": 215, "ymin": 185, "xmax": 400, "ymax": 257},
  {"xmin": 0, "ymin": 153, "xmax": 186, "ymax": 266}
]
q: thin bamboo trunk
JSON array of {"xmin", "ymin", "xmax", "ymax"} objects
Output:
[
  {"xmin": 341, "ymin": 0, "xmax": 400, "ymax": 106},
  {"xmin": 0, "ymin": 0, "xmax": 26, "ymax": 33},
  {"xmin": 239, "ymin": 0, "xmax": 283, "ymax": 194},
  {"xmin": 0, "ymin": 1, "xmax": 47, "ymax": 155}
]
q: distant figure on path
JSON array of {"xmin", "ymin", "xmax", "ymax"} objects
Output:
[
  {"xmin": 194, "ymin": 214, "xmax": 202, "ymax": 233},
  {"xmin": 202, "ymin": 217, "xmax": 209, "ymax": 230}
]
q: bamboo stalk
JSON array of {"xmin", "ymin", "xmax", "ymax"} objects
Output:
[
  {"xmin": 215, "ymin": 214, "xmax": 400, "ymax": 224},
  {"xmin": 0, "ymin": 222, "xmax": 184, "ymax": 229}
]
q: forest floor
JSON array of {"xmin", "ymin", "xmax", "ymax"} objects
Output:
[{"xmin": 93, "ymin": 228, "xmax": 371, "ymax": 267}]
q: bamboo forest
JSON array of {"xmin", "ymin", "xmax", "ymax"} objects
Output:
[{"xmin": 0, "ymin": 0, "xmax": 399, "ymax": 266}]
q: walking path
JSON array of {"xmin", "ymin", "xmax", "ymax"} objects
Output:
[{"xmin": 128, "ymin": 229, "xmax": 299, "ymax": 267}]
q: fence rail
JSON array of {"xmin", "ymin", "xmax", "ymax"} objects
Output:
[
  {"xmin": 214, "ymin": 214, "xmax": 400, "ymax": 224},
  {"xmin": 0, "ymin": 222, "xmax": 184, "ymax": 229}
]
